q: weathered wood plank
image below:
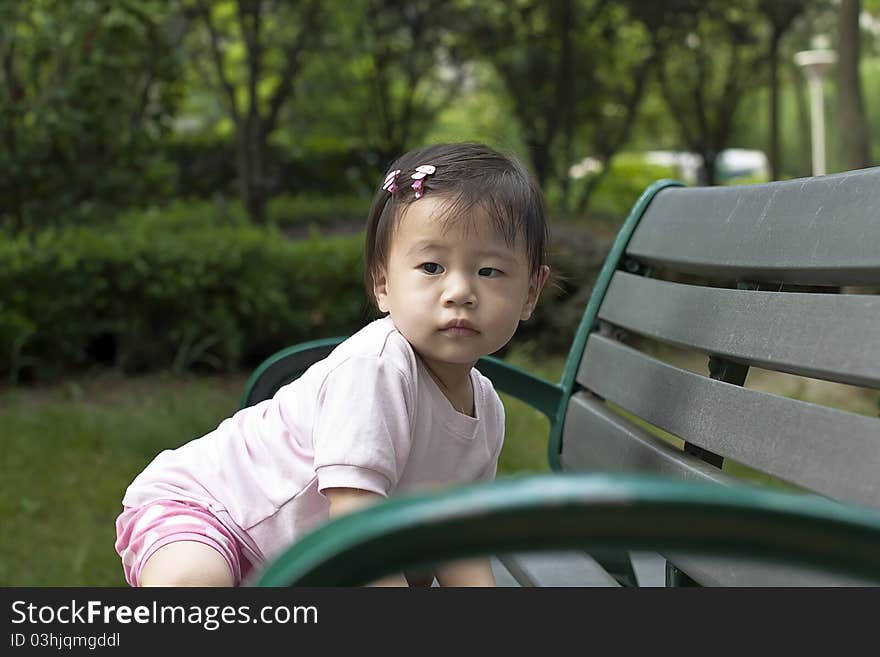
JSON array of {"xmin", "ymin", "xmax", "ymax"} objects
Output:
[
  {"xmin": 576, "ymin": 334, "xmax": 880, "ymax": 507},
  {"xmin": 627, "ymin": 171, "xmax": 880, "ymax": 285},
  {"xmin": 599, "ymin": 271, "xmax": 880, "ymax": 388}
]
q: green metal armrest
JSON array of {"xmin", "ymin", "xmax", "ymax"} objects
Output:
[
  {"xmin": 240, "ymin": 337, "xmax": 347, "ymax": 409},
  {"xmin": 253, "ymin": 473, "xmax": 880, "ymax": 586},
  {"xmin": 474, "ymin": 355, "xmax": 562, "ymax": 421}
]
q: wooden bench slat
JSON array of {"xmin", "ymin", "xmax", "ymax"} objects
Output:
[
  {"xmin": 626, "ymin": 171, "xmax": 880, "ymax": 286},
  {"xmin": 576, "ymin": 334, "xmax": 880, "ymax": 506},
  {"xmin": 489, "ymin": 556, "xmax": 522, "ymax": 587},
  {"xmin": 599, "ymin": 272, "xmax": 880, "ymax": 388},
  {"xmin": 560, "ymin": 392, "xmax": 732, "ymax": 485},
  {"xmin": 497, "ymin": 552, "xmax": 621, "ymax": 587},
  {"xmin": 665, "ymin": 553, "xmax": 874, "ymax": 587},
  {"xmin": 630, "ymin": 551, "xmax": 667, "ymax": 587}
]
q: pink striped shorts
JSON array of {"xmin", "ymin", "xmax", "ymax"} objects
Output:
[{"xmin": 115, "ymin": 500, "xmax": 252, "ymax": 586}]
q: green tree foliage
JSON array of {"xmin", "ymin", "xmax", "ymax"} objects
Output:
[
  {"xmin": 181, "ymin": 0, "xmax": 467, "ymax": 221},
  {"xmin": 0, "ymin": 0, "xmax": 184, "ymax": 232},
  {"xmin": 352, "ymin": 0, "xmax": 471, "ymax": 167},
  {"xmin": 272, "ymin": 0, "xmax": 473, "ymax": 192},
  {"xmin": 5, "ymin": 0, "xmax": 879, "ymax": 231},
  {"xmin": 458, "ymin": 0, "xmax": 654, "ymax": 213},
  {"xmin": 184, "ymin": 0, "xmax": 324, "ymax": 224},
  {"xmin": 628, "ymin": 0, "xmax": 766, "ymax": 185},
  {"xmin": 837, "ymin": 0, "xmax": 872, "ymax": 169},
  {"xmin": 756, "ymin": 0, "xmax": 818, "ymax": 180}
]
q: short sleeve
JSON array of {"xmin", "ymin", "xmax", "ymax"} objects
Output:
[{"xmin": 312, "ymin": 356, "xmax": 415, "ymax": 497}]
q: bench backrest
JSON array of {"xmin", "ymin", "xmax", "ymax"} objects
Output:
[{"xmin": 558, "ymin": 170, "xmax": 880, "ymax": 585}]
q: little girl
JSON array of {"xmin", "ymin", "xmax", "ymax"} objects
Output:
[{"xmin": 115, "ymin": 142, "xmax": 551, "ymax": 586}]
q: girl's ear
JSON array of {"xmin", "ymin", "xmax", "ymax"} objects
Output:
[
  {"xmin": 520, "ymin": 265, "xmax": 550, "ymax": 321},
  {"xmin": 373, "ymin": 265, "xmax": 390, "ymax": 313}
]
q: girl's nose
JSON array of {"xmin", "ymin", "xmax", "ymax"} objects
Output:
[{"xmin": 442, "ymin": 273, "xmax": 477, "ymax": 307}]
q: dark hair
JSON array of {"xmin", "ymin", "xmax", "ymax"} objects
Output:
[{"xmin": 363, "ymin": 142, "xmax": 549, "ymax": 308}]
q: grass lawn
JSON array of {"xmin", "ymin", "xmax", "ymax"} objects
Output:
[
  {"xmin": 1, "ymin": 372, "xmax": 250, "ymax": 586},
  {"xmin": 5, "ymin": 341, "xmax": 873, "ymax": 587},
  {"xmin": 0, "ymin": 347, "xmax": 562, "ymax": 587}
]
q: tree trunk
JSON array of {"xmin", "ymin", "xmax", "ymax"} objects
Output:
[
  {"xmin": 768, "ymin": 28, "xmax": 782, "ymax": 180},
  {"xmin": 3, "ymin": 122, "xmax": 24, "ymax": 233},
  {"xmin": 837, "ymin": 0, "xmax": 871, "ymax": 170},
  {"xmin": 528, "ymin": 137, "xmax": 550, "ymax": 190},
  {"xmin": 197, "ymin": 0, "xmax": 321, "ymax": 226},
  {"xmin": 792, "ymin": 61, "xmax": 812, "ymax": 177},
  {"xmin": 555, "ymin": 0, "xmax": 574, "ymax": 213},
  {"xmin": 701, "ymin": 152, "xmax": 718, "ymax": 187},
  {"xmin": 575, "ymin": 166, "xmax": 608, "ymax": 215},
  {"xmin": 2, "ymin": 39, "xmax": 24, "ymax": 233},
  {"xmin": 237, "ymin": 119, "xmax": 268, "ymax": 225}
]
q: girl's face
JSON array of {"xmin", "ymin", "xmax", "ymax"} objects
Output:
[{"xmin": 373, "ymin": 197, "xmax": 550, "ymax": 369}]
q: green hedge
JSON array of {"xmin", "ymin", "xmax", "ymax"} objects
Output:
[
  {"xmin": 164, "ymin": 137, "xmax": 381, "ymax": 200},
  {"xmin": 588, "ymin": 154, "xmax": 678, "ymax": 220},
  {"xmin": 0, "ymin": 221, "xmax": 371, "ymax": 384},
  {"xmin": 0, "ymin": 202, "xmax": 613, "ymax": 384},
  {"xmin": 267, "ymin": 194, "xmax": 371, "ymax": 227}
]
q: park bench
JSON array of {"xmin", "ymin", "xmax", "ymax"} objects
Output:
[{"xmin": 241, "ymin": 167, "xmax": 880, "ymax": 587}]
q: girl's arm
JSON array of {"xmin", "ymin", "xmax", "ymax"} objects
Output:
[
  {"xmin": 434, "ymin": 558, "xmax": 496, "ymax": 587},
  {"xmin": 324, "ymin": 487, "xmax": 410, "ymax": 587}
]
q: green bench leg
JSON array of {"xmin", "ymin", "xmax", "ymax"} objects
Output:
[
  {"xmin": 665, "ymin": 562, "xmax": 700, "ymax": 587},
  {"xmin": 590, "ymin": 550, "xmax": 638, "ymax": 587}
]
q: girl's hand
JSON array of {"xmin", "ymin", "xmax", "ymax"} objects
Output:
[
  {"xmin": 324, "ymin": 487, "xmax": 410, "ymax": 587},
  {"xmin": 435, "ymin": 558, "xmax": 496, "ymax": 587}
]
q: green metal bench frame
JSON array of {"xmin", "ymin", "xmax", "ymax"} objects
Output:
[
  {"xmin": 255, "ymin": 473, "xmax": 880, "ymax": 586},
  {"xmin": 241, "ymin": 177, "xmax": 880, "ymax": 587}
]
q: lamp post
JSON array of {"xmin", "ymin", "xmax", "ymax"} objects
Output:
[{"xmin": 795, "ymin": 43, "xmax": 837, "ymax": 176}]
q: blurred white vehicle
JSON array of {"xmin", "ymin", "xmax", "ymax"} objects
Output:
[{"xmin": 644, "ymin": 149, "xmax": 769, "ymax": 184}]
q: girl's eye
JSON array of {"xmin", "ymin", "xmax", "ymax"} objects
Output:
[
  {"xmin": 421, "ymin": 262, "xmax": 444, "ymax": 275},
  {"xmin": 479, "ymin": 267, "xmax": 502, "ymax": 278}
]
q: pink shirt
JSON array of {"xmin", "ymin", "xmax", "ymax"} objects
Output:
[{"xmin": 121, "ymin": 316, "xmax": 505, "ymax": 567}]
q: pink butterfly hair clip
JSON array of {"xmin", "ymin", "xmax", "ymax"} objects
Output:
[
  {"xmin": 382, "ymin": 169, "xmax": 401, "ymax": 194},
  {"xmin": 410, "ymin": 164, "xmax": 436, "ymax": 199}
]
